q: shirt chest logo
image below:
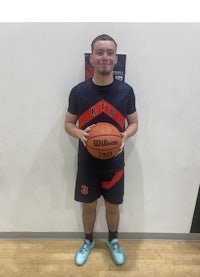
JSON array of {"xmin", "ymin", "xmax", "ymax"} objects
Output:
[
  {"xmin": 91, "ymin": 100, "xmax": 115, "ymax": 117},
  {"xmin": 78, "ymin": 99, "xmax": 124, "ymax": 129}
]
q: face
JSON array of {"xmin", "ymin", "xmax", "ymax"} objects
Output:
[{"xmin": 90, "ymin": 40, "xmax": 118, "ymax": 76}]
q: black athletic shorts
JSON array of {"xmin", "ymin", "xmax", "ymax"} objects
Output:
[{"xmin": 74, "ymin": 167, "xmax": 124, "ymax": 204}]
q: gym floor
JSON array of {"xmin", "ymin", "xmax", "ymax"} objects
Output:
[{"xmin": 0, "ymin": 239, "xmax": 200, "ymax": 276}]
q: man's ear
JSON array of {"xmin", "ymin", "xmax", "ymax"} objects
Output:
[
  {"xmin": 114, "ymin": 54, "xmax": 118, "ymax": 65},
  {"xmin": 89, "ymin": 54, "xmax": 94, "ymax": 66}
]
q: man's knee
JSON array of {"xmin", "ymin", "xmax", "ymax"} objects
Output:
[
  {"xmin": 105, "ymin": 200, "xmax": 119, "ymax": 212},
  {"xmin": 83, "ymin": 200, "xmax": 97, "ymax": 212}
]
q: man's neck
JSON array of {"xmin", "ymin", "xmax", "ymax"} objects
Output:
[{"xmin": 92, "ymin": 74, "xmax": 114, "ymax": 86}]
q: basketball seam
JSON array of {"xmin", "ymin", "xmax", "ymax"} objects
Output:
[
  {"xmin": 87, "ymin": 145, "xmax": 120, "ymax": 151},
  {"xmin": 87, "ymin": 134, "xmax": 121, "ymax": 139}
]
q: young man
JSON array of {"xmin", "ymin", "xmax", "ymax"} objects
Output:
[{"xmin": 65, "ymin": 34, "xmax": 138, "ymax": 266}]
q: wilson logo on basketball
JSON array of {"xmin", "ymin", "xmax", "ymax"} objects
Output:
[
  {"xmin": 81, "ymin": 185, "xmax": 88, "ymax": 195},
  {"xmin": 93, "ymin": 139, "xmax": 118, "ymax": 147}
]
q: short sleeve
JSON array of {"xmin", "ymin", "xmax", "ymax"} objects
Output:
[
  {"xmin": 67, "ymin": 87, "xmax": 78, "ymax": 115},
  {"xmin": 127, "ymin": 87, "xmax": 136, "ymax": 114}
]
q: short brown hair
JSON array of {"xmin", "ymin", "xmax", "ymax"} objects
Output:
[{"xmin": 91, "ymin": 34, "xmax": 117, "ymax": 53}]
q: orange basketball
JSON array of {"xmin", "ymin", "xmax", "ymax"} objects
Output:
[{"xmin": 86, "ymin": 122, "xmax": 122, "ymax": 160}]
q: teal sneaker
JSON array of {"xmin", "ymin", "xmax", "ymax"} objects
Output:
[
  {"xmin": 106, "ymin": 238, "xmax": 125, "ymax": 265},
  {"xmin": 75, "ymin": 239, "xmax": 95, "ymax": 266}
]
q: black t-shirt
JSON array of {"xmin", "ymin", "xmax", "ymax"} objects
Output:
[{"xmin": 68, "ymin": 78, "xmax": 136, "ymax": 173}]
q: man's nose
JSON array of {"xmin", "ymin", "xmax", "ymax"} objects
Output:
[{"xmin": 102, "ymin": 52, "xmax": 108, "ymax": 58}]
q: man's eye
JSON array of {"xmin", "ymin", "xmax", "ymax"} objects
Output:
[{"xmin": 95, "ymin": 51, "xmax": 115, "ymax": 56}]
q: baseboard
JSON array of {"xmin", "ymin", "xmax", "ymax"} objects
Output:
[{"xmin": 0, "ymin": 232, "xmax": 200, "ymax": 241}]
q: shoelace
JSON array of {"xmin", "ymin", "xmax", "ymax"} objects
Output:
[
  {"xmin": 80, "ymin": 242, "xmax": 90, "ymax": 254},
  {"xmin": 112, "ymin": 242, "xmax": 122, "ymax": 254}
]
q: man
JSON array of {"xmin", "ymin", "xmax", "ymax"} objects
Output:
[{"xmin": 65, "ymin": 34, "xmax": 138, "ymax": 266}]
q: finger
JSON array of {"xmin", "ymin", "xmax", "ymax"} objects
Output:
[
  {"xmin": 120, "ymin": 143, "xmax": 125, "ymax": 150},
  {"xmin": 85, "ymin": 124, "xmax": 95, "ymax": 132},
  {"xmin": 81, "ymin": 136, "xmax": 87, "ymax": 146}
]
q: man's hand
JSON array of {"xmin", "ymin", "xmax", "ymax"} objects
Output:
[{"xmin": 79, "ymin": 124, "xmax": 95, "ymax": 146}]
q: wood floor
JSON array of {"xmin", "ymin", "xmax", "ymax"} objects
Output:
[{"xmin": 0, "ymin": 240, "xmax": 200, "ymax": 277}]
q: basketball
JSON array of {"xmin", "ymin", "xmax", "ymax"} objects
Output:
[{"xmin": 86, "ymin": 122, "xmax": 122, "ymax": 160}]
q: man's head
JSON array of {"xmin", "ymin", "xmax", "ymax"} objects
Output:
[
  {"xmin": 91, "ymin": 34, "xmax": 117, "ymax": 53},
  {"xmin": 90, "ymin": 34, "xmax": 118, "ymax": 77}
]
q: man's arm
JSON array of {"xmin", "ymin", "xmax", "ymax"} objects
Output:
[
  {"xmin": 123, "ymin": 111, "xmax": 138, "ymax": 139},
  {"xmin": 120, "ymin": 111, "xmax": 138, "ymax": 150}
]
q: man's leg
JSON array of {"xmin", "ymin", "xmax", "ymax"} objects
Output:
[
  {"xmin": 75, "ymin": 200, "xmax": 97, "ymax": 266},
  {"xmin": 82, "ymin": 200, "xmax": 97, "ymax": 240},
  {"xmin": 105, "ymin": 200, "xmax": 125, "ymax": 265},
  {"xmin": 105, "ymin": 200, "xmax": 119, "ymax": 238}
]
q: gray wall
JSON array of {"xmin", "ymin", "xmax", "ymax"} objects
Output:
[{"xmin": 0, "ymin": 23, "xmax": 199, "ymax": 234}]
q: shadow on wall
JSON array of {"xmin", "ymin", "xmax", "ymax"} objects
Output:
[{"xmin": 122, "ymin": 136, "xmax": 144, "ymax": 233}]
